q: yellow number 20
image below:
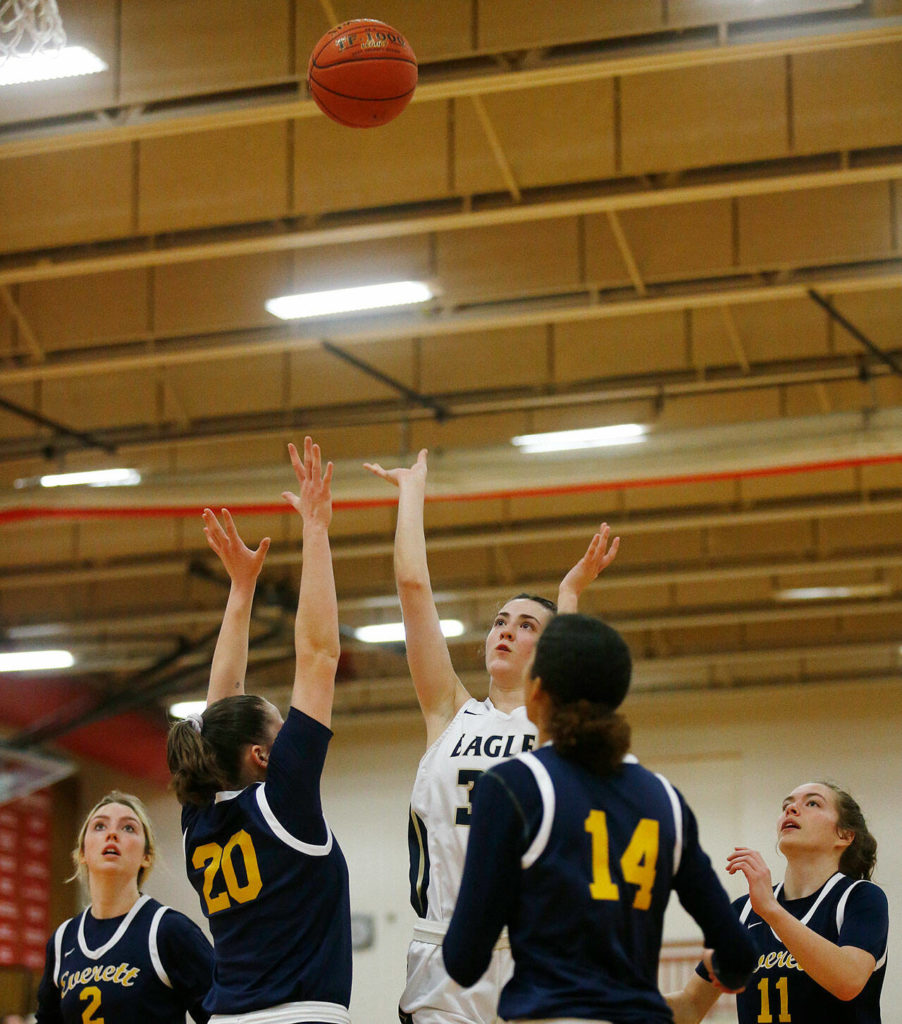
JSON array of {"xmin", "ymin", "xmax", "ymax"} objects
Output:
[
  {"xmin": 585, "ymin": 811, "xmax": 659, "ymax": 910},
  {"xmin": 192, "ymin": 829, "xmax": 263, "ymax": 915}
]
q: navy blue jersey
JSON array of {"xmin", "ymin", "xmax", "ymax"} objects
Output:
[
  {"xmin": 695, "ymin": 873, "xmax": 888, "ymax": 1023},
  {"xmin": 444, "ymin": 747, "xmax": 756, "ymax": 1023},
  {"xmin": 182, "ymin": 707, "xmax": 352, "ymax": 1022},
  {"xmin": 35, "ymin": 895, "xmax": 212, "ymax": 1024}
]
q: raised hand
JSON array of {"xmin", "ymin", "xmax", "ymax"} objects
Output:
[
  {"xmin": 202, "ymin": 507, "xmax": 270, "ymax": 587},
  {"xmin": 364, "ymin": 447, "xmax": 428, "ymax": 489},
  {"xmin": 727, "ymin": 847, "xmax": 778, "ymax": 918},
  {"xmin": 557, "ymin": 523, "xmax": 620, "ymax": 611},
  {"xmin": 283, "ymin": 437, "xmax": 333, "ymax": 526}
]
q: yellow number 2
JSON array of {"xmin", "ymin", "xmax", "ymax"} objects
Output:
[
  {"xmin": 192, "ymin": 829, "xmax": 263, "ymax": 915},
  {"xmin": 80, "ymin": 986, "xmax": 104, "ymax": 1024},
  {"xmin": 585, "ymin": 811, "xmax": 659, "ymax": 909}
]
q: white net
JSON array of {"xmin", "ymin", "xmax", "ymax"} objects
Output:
[{"xmin": 0, "ymin": 0, "xmax": 65, "ymax": 64}]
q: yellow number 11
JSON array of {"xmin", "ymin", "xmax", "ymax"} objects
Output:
[{"xmin": 585, "ymin": 810, "xmax": 659, "ymax": 910}]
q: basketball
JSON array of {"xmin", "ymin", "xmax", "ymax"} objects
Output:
[{"xmin": 307, "ymin": 19, "xmax": 418, "ymax": 128}]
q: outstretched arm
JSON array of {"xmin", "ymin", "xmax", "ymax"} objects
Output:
[
  {"xmin": 282, "ymin": 437, "xmax": 340, "ymax": 728},
  {"xmin": 365, "ymin": 449, "xmax": 468, "ymax": 743},
  {"xmin": 202, "ymin": 507, "xmax": 271, "ymax": 706},
  {"xmin": 557, "ymin": 522, "xmax": 620, "ymax": 613},
  {"xmin": 727, "ymin": 847, "xmax": 877, "ymax": 1000}
]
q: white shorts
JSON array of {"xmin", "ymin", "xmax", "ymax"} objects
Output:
[{"xmin": 399, "ymin": 920, "xmax": 512, "ymax": 1024}]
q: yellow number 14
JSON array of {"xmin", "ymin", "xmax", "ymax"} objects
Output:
[{"xmin": 585, "ymin": 811, "xmax": 659, "ymax": 910}]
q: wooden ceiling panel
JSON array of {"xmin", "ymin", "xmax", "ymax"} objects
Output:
[
  {"xmin": 619, "ymin": 479, "xmax": 738, "ymax": 514},
  {"xmin": 290, "ymin": 236, "xmax": 433, "ymax": 293},
  {"xmin": 72, "ymin": 516, "xmax": 182, "ymax": 563},
  {"xmin": 454, "ymin": 82, "xmax": 616, "ymax": 196},
  {"xmin": 793, "ymin": 41, "xmax": 902, "ymax": 154},
  {"xmin": 0, "ymin": 145, "xmax": 133, "ymax": 252},
  {"xmin": 139, "ymin": 123, "xmax": 291, "ymax": 234},
  {"xmin": 657, "ymin": 388, "xmax": 783, "ymax": 430},
  {"xmin": 615, "ymin": 200, "xmax": 735, "ymax": 281},
  {"xmin": 737, "ymin": 182, "xmax": 894, "ymax": 268},
  {"xmin": 436, "ymin": 218, "xmax": 582, "ymax": 300},
  {"xmin": 740, "ymin": 465, "xmax": 860, "ymax": 504},
  {"xmin": 419, "ymin": 325, "xmax": 548, "ymax": 394},
  {"xmin": 554, "ymin": 312, "xmax": 688, "ymax": 380},
  {"xmin": 582, "ymin": 216, "xmax": 635, "ymax": 288},
  {"xmin": 40, "ymin": 372, "xmax": 156, "ymax": 431},
  {"xmin": 298, "ymin": 1, "xmax": 474, "ymax": 62},
  {"xmin": 152, "ymin": 252, "xmax": 293, "ymax": 335},
  {"xmin": 17, "ymin": 271, "xmax": 148, "ymax": 352},
  {"xmin": 691, "ymin": 298, "xmax": 829, "ymax": 366},
  {"xmin": 478, "ymin": 0, "xmax": 663, "ymax": 50},
  {"xmin": 119, "ymin": 0, "xmax": 292, "ymax": 104},
  {"xmin": 707, "ymin": 519, "xmax": 814, "ymax": 558},
  {"xmin": 294, "ymin": 101, "xmax": 452, "ymax": 214},
  {"xmin": 1, "ymin": 3, "xmax": 900, "ymax": 729},
  {"xmin": 669, "ymin": 0, "xmax": 863, "ymax": 25},
  {"xmin": 620, "ymin": 59, "xmax": 788, "ymax": 175},
  {"xmin": 163, "ymin": 354, "xmax": 285, "ymax": 419},
  {"xmin": 409, "ymin": 411, "xmax": 532, "ymax": 453},
  {"xmin": 288, "ymin": 344, "xmax": 413, "ymax": 410}
]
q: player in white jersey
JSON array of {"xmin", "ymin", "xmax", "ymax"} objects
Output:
[{"xmin": 366, "ymin": 449, "xmax": 619, "ymax": 1024}]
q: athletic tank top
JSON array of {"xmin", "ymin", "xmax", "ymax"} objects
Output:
[{"xmin": 407, "ymin": 697, "xmax": 537, "ymax": 921}]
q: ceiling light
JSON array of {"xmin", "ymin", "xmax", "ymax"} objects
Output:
[
  {"xmin": 354, "ymin": 619, "xmax": 465, "ymax": 644},
  {"xmin": 38, "ymin": 468, "xmax": 141, "ymax": 488},
  {"xmin": 170, "ymin": 700, "xmax": 206, "ymax": 719},
  {"xmin": 774, "ymin": 584, "xmax": 891, "ymax": 602},
  {"xmin": 0, "ymin": 46, "xmax": 107, "ymax": 88},
  {"xmin": 511, "ymin": 424, "xmax": 648, "ymax": 454},
  {"xmin": 0, "ymin": 650, "xmax": 74, "ymax": 672},
  {"xmin": 265, "ymin": 280, "xmax": 433, "ymax": 320}
]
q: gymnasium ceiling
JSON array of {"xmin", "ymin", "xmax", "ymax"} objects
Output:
[{"xmin": 1, "ymin": 0, "xmax": 901, "ymax": 763}]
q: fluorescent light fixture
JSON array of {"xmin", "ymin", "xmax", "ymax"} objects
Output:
[
  {"xmin": 266, "ymin": 280, "xmax": 433, "ymax": 320},
  {"xmin": 39, "ymin": 468, "xmax": 141, "ymax": 488},
  {"xmin": 170, "ymin": 700, "xmax": 207, "ymax": 719},
  {"xmin": 0, "ymin": 650, "xmax": 74, "ymax": 672},
  {"xmin": 0, "ymin": 46, "xmax": 107, "ymax": 88},
  {"xmin": 775, "ymin": 584, "xmax": 891, "ymax": 602},
  {"xmin": 355, "ymin": 619, "xmax": 465, "ymax": 644},
  {"xmin": 512, "ymin": 424, "xmax": 648, "ymax": 454}
]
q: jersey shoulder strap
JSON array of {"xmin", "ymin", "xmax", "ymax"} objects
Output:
[{"xmin": 517, "ymin": 751, "xmax": 555, "ymax": 869}]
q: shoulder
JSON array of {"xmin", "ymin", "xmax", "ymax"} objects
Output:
[
  {"xmin": 838, "ymin": 877, "xmax": 888, "ymax": 913},
  {"xmin": 154, "ymin": 904, "xmax": 207, "ymax": 939}
]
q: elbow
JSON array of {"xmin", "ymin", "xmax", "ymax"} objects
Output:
[
  {"xmin": 441, "ymin": 942, "xmax": 486, "ymax": 990},
  {"xmin": 835, "ymin": 979, "xmax": 867, "ymax": 1002}
]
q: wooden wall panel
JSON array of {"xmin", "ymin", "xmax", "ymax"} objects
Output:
[
  {"xmin": 620, "ymin": 58, "xmax": 788, "ymax": 174},
  {"xmin": 139, "ymin": 123, "xmax": 290, "ymax": 234},
  {"xmin": 669, "ymin": 0, "xmax": 862, "ymax": 25},
  {"xmin": 454, "ymin": 82, "xmax": 616, "ymax": 195},
  {"xmin": 659, "ymin": 388, "xmax": 783, "ymax": 428},
  {"xmin": 793, "ymin": 42, "xmax": 902, "ymax": 154},
  {"xmin": 119, "ymin": 0, "xmax": 292, "ymax": 104},
  {"xmin": 737, "ymin": 182, "xmax": 893, "ymax": 267},
  {"xmin": 584, "ymin": 215, "xmax": 644, "ymax": 288},
  {"xmin": 0, "ymin": 145, "xmax": 132, "ymax": 251},
  {"xmin": 294, "ymin": 101, "xmax": 451, "ymax": 214}
]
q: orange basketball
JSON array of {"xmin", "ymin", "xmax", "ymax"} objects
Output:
[{"xmin": 307, "ymin": 19, "xmax": 417, "ymax": 128}]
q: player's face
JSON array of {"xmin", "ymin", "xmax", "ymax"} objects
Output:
[
  {"xmin": 776, "ymin": 782, "xmax": 848, "ymax": 857},
  {"xmin": 484, "ymin": 598, "xmax": 554, "ymax": 681},
  {"xmin": 81, "ymin": 802, "xmax": 150, "ymax": 883}
]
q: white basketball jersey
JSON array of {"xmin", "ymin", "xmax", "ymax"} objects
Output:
[{"xmin": 408, "ymin": 697, "xmax": 538, "ymax": 922}]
